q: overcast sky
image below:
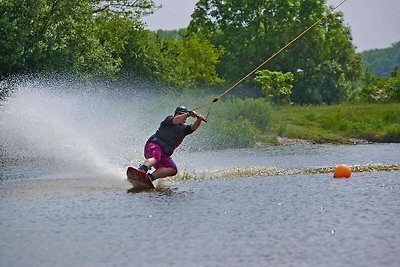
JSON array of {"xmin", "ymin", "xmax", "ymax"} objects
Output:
[{"xmin": 143, "ymin": 0, "xmax": 400, "ymax": 52}]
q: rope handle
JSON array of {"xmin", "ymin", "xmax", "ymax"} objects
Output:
[{"xmin": 189, "ymin": 110, "xmax": 207, "ymax": 122}]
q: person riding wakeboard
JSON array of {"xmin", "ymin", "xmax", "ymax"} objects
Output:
[{"xmin": 137, "ymin": 106, "xmax": 206, "ymax": 181}]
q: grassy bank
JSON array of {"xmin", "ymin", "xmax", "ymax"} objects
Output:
[
  {"xmin": 268, "ymin": 103, "xmax": 400, "ymax": 144},
  {"xmin": 132, "ymin": 93, "xmax": 400, "ymax": 148}
]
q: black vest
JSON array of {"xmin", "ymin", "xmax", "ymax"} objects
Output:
[{"xmin": 147, "ymin": 116, "xmax": 194, "ymax": 156}]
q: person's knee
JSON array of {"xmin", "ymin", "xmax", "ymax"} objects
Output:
[{"xmin": 171, "ymin": 168, "xmax": 178, "ymax": 176}]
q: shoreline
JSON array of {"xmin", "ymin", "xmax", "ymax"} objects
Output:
[{"xmin": 258, "ymin": 136, "xmax": 374, "ymax": 147}]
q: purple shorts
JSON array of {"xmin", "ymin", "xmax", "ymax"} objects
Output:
[{"xmin": 144, "ymin": 142, "xmax": 177, "ymax": 171}]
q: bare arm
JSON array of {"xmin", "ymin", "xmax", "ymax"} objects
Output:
[
  {"xmin": 189, "ymin": 110, "xmax": 205, "ymax": 131},
  {"xmin": 172, "ymin": 113, "xmax": 189, "ymax": 124}
]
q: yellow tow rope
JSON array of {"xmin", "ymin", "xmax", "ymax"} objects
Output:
[{"xmin": 193, "ymin": 0, "xmax": 350, "ymax": 120}]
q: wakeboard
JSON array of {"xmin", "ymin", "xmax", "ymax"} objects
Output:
[{"xmin": 126, "ymin": 167, "xmax": 155, "ymax": 189}]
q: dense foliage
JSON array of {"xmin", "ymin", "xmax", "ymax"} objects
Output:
[
  {"xmin": 0, "ymin": 0, "xmax": 397, "ymax": 106},
  {"xmin": 0, "ymin": 0, "xmax": 120, "ymax": 78},
  {"xmin": 187, "ymin": 0, "xmax": 362, "ymax": 104},
  {"xmin": 353, "ymin": 66, "xmax": 400, "ymax": 103},
  {"xmin": 254, "ymin": 70, "xmax": 294, "ymax": 104},
  {"xmin": 361, "ymin": 42, "xmax": 400, "ymax": 77},
  {"xmin": 0, "ymin": 0, "xmax": 223, "ymax": 88},
  {"xmin": 198, "ymin": 98, "xmax": 272, "ymax": 149}
]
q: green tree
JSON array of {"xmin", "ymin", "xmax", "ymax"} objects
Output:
[
  {"xmin": 385, "ymin": 66, "xmax": 400, "ymax": 101},
  {"xmin": 93, "ymin": 0, "xmax": 224, "ymax": 88},
  {"xmin": 151, "ymin": 34, "xmax": 224, "ymax": 88},
  {"xmin": 95, "ymin": 12, "xmax": 147, "ymax": 76},
  {"xmin": 154, "ymin": 30, "xmax": 181, "ymax": 39},
  {"xmin": 115, "ymin": 29, "xmax": 224, "ymax": 88},
  {"xmin": 0, "ymin": 0, "xmax": 224, "ymax": 88},
  {"xmin": 290, "ymin": 10, "xmax": 361, "ymax": 104},
  {"xmin": 255, "ymin": 70, "xmax": 294, "ymax": 104},
  {"xmin": 357, "ymin": 74, "xmax": 388, "ymax": 102},
  {"xmin": 177, "ymin": 35, "xmax": 224, "ymax": 87},
  {"xmin": 187, "ymin": 0, "xmax": 361, "ymax": 104},
  {"xmin": 361, "ymin": 42, "xmax": 400, "ymax": 77},
  {"xmin": 91, "ymin": 0, "xmax": 157, "ymax": 19},
  {"xmin": 354, "ymin": 66, "xmax": 400, "ymax": 103},
  {"xmin": 0, "ymin": 0, "xmax": 120, "ymax": 78}
]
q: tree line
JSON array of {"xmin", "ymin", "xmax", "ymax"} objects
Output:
[
  {"xmin": 361, "ymin": 42, "xmax": 400, "ymax": 77},
  {"xmin": 0, "ymin": 0, "xmax": 222, "ymax": 88},
  {"xmin": 1, "ymin": 0, "xmax": 399, "ymax": 103}
]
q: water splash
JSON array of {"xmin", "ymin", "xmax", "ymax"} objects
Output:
[{"xmin": 0, "ymin": 76, "xmax": 167, "ymax": 179}]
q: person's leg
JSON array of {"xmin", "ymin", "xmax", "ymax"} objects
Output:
[
  {"xmin": 139, "ymin": 142, "xmax": 162, "ymax": 172},
  {"xmin": 151, "ymin": 156, "xmax": 178, "ymax": 179},
  {"xmin": 141, "ymin": 157, "xmax": 157, "ymax": 169},
  {"xmin": 152, "ymin": 167, "xmax": 177, "ymax": 178}
]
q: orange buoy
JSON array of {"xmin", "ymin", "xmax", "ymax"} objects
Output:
[{"xmin": 333, "ymin": 164, "xmax": 351, "ymax": 178}]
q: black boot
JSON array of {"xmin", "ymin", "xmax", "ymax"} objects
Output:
[
  {"xmin": 148, "ymin": 173, "xmax": 157, "ymax": 181},
  {"xmin": 138, "ymin": 164, "xmax": 149, "ymax": 173}
]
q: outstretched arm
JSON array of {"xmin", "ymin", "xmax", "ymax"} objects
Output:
[{"xmin": 189, "ymin": 110, "xmax": 205, "ymax": 131}]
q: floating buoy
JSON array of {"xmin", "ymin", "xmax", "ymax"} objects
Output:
[{"xmin": 333, "ymin": 164, "xmax": 351, "ymax": 178}]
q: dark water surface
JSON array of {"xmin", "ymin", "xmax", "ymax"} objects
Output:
[{"xmin": 1, "ymin": 144, "xmax": 399, "ymax": 267}]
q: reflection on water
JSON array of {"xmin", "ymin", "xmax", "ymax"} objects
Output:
[{"xmin": 127, "ymin": 186, "xmax": 177, "ymax": 195}]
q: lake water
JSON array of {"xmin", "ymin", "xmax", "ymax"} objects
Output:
[
  {"xmin": 1, "ymin": 144, "xmax": 399, "ymax": 267},
  {"xmin": 1, "ymin": 79, "xmax": 400, "ymax": 266}
]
